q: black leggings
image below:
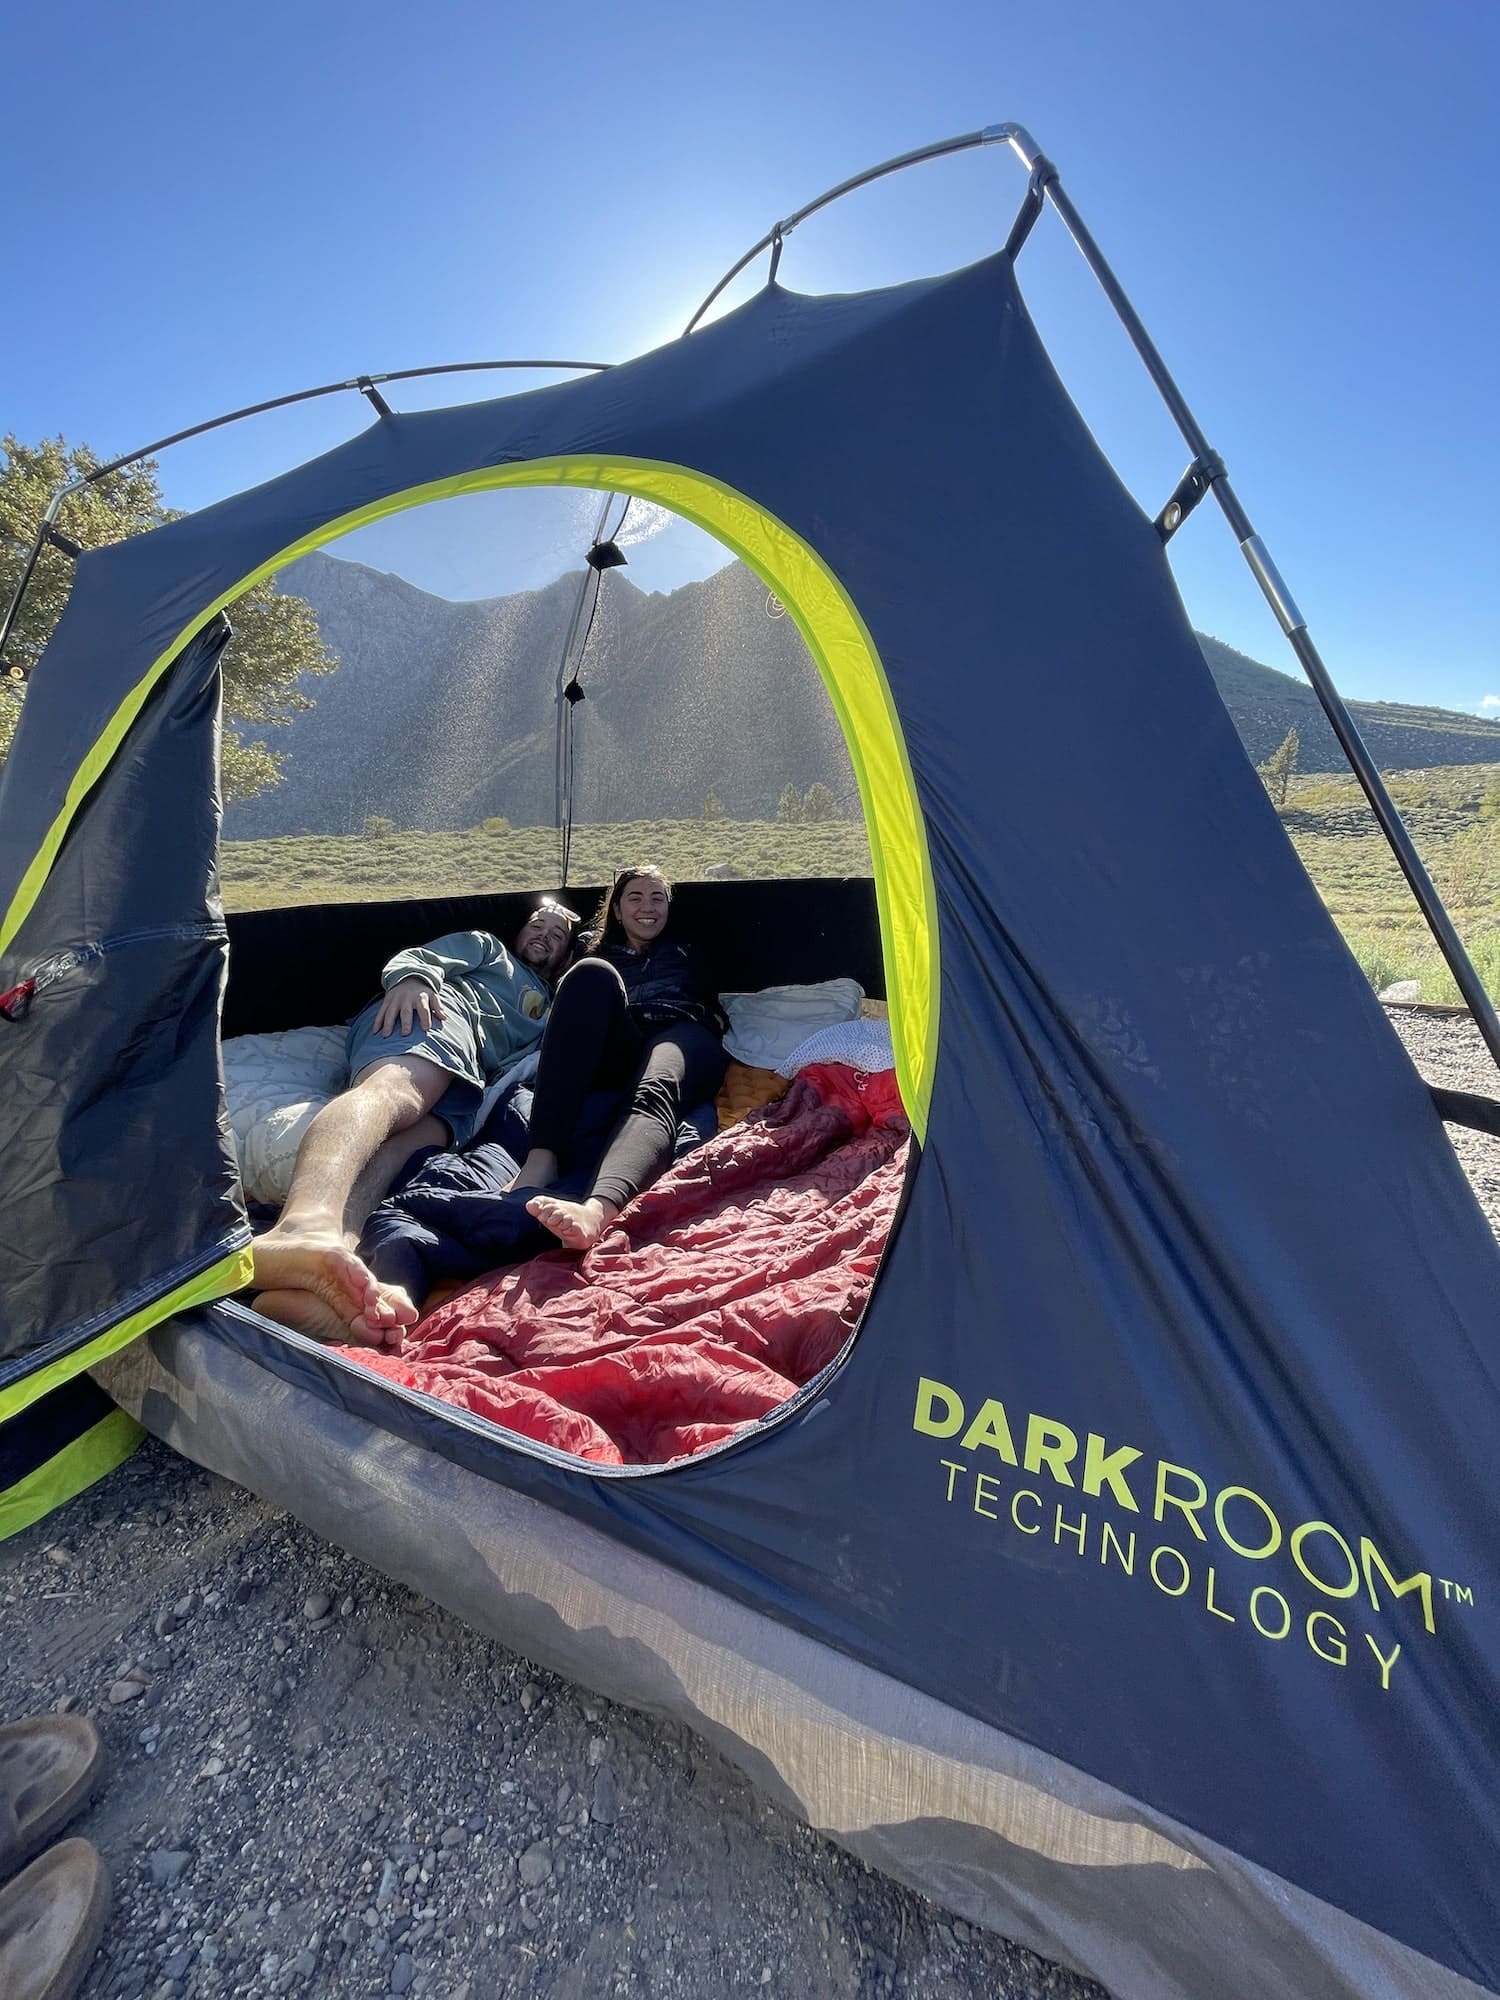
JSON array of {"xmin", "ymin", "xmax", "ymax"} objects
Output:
[{"xmin": 527, "ymin": 959, "xmax": 726, "ymax": 1211}]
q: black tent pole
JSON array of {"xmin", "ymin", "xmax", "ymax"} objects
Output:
[
  {"xmin": 987, "ymin": 125, "xmax": 1500, "ymax": 1077},
  {"xmin": 687, "ymin": 124, "xmax": 1500, "ymax": 1078},
  {"xmin": 682, "ymin": 126, "xmax": 1014, "ymax": 336}
]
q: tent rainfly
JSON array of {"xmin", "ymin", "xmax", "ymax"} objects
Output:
[{"xmin": 2, "ymin": 127, "xmax": 1498, "ymax": 2000}]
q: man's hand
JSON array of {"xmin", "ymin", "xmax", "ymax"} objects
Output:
[{"xmin": 373, "ymin": 976, "xmax": 445, "ymax": 1038}]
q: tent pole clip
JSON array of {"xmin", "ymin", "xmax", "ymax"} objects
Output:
[
  {"xmin": 356, "ymin": 376, "xmax": 396, "ymax": 418},
  {"xmin": 768, "ymin": 223, "xmax": 788, "ymax": 284},
  {"xmin": 562, "ymin": 679, "xmax": 586, "ymax": 706},
  {"xmin": 1004, "ymin": 157, "xmax": 1059, "ymax": 260},
  {"xmin": 1156, "ymin": 452, "xmax": 1226, "ymax": 541},
  {"xmin": 42, "ymin": 525, "xmax": 83, "ymax": 560},
  {"xmin": 585, "ymin": 540, "xmax": 628, "ymax": 572}
]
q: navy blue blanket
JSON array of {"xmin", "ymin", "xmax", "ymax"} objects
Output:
[{"xmin": 359, "ymin": 1081, "xmax": 716, "ymax": 1307}]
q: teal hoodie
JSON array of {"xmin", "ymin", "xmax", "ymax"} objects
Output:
[{"xmin": 381, "ymin": 930, "xmax": 552, "ymax": 1075}]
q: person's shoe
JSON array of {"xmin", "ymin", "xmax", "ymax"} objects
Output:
[
  {"xmin": 0, "ymin": 1718, "xmax": 106, "ymax": 1881},
  {"xmin": 0, "ymin": 1839, "xmax": 111, "ymax": 2000}
]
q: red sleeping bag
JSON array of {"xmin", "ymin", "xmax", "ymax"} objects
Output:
[{"xmin": 347, "ymin": 1063, "xmax": 909, "ymax": 1464}]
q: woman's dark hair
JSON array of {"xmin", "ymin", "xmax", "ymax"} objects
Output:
[{"xmin": 584, "ymin": 865, "xmax": 673, "ymax": 952}]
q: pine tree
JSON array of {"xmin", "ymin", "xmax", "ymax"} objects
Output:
[
  {"xmin": 1258, "ymin": 727, "xmax": 1300, "ymax": 809},
  {"xmin": 701, "ymin": 791, "xmax": 726, "ymax": 822},
  {"xmin": 802, "ymin": 783, "xmax": 838, "ymax": 822},
  {"xmin": 775, "ymin": 783, "xmax": 804, "ymax": 824},
  {"xmin": 0, "ymin": 435, "xmax": 335, "ymax": 797}
]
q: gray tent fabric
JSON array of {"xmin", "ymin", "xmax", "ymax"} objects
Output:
[{"xmin": 2, "ymin": 251, "xmax": 1499, "ymax": 1993}]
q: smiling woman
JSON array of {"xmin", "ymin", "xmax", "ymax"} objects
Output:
[{"xmin": 504, "ymin": 864, "xmax": 730, "ymax": 1251}]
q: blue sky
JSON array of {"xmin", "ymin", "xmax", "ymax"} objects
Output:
[{"xmin": 7, "ymin": 0, "xmax": 1497, "ymax": 710}]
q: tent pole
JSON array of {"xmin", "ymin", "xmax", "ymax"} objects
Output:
[
  {"xmin": 553, "ymin": 493, "xmax": 620, "ymax": 885},
  {"xmin": 682, "ymin": 125, "xmax": 1016, "ymax": 336},
  {"xmin": 2, "ymin": 360, "xmax": 615, "ymax": 687},
  {"xmin": 40, "ymin": 359, "xmax": 614, "ymax": 498},
  {"xmin": 998, "ymin": 135, "xmax": 1500, "ymax": 1079}
]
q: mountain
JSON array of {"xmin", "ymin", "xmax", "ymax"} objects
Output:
[
  {"xmin": 226, "ymin": 553, "xmax": 856, "ymax": 838},
  {"xmin": 1194, "ymin": 635, "xmax": 1500, "ymax": 772},
  {"xmin": 223, "ymin": 553, "xmax": 1500, "ymax": 839}
]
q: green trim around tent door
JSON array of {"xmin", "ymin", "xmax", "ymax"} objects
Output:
[
  {"xmin": 1, "ymin": 458, "xmax": 940, "ymax": 1137},
  {"xmin": 0, "ymin": 1373, "xmax": 145, "ymax": 1541}
]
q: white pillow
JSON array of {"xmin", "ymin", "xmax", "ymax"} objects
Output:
[
  {"xmin": 779, "ymin": 1016, "xmax": 896, "ymax": 1079},
  {"xmin": 222, "ymin": 1023, "xmax": 349, "ymax": 1206},
  {"xmin": 718, "ymin": 978, "xmax": 864, "ymax": 1069}
]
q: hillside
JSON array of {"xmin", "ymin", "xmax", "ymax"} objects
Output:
[
  {"xmin": 1195, "ymin": 635, "xmax": 1500, "ymax": 771},
  {"xmin": 225, "ymin": 554, "xmax": 857, "ymax": 839},
  {"xmin": 223, "ymin": 552, "xmax": 1500, "ymax": 841}
]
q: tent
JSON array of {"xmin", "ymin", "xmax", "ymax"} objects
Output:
[{"xmin": 3, "ymin": 127, "xmax": 1499, "ymax": 1999}]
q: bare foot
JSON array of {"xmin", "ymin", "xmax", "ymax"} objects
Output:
[
  {"xmin": 251, "ymin": 1287, "xmax": 408, "ymax": 1350},
  {"xmin": 525, "ymin": 1193, "xmax": 618, "ymax": 1251},
  {"xmin": 253, "ymin": 1232, "xmax": 418, "ymax": 1328},
  {"xmin": 252, "ymin": 1236, "xmax": 417, "ymax": 1337},
  {"xmin": 506, "ymin": 1147, "xmax": 560, "ymax": 1195}
]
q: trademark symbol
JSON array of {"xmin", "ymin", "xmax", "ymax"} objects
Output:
[{"xmin": 1439, "ymin": 1579, "xmax": 1474, "ymax": 1606}]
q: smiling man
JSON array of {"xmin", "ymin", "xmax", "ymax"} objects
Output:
[{"xmin": 252, "ymin": 899, "xmax": 578, "ymax": 1344}]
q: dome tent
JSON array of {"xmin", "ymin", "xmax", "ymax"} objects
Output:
[{"xmin": 3, "ymin": 128, "xmax": 1499, "ymax": 2000}]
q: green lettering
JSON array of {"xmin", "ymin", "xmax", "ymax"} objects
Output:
[
  {"xmin": 1081, "ymin": 1433, "xmax": 1141, "ymax": 1510},
  {"xmin": 1023, "ymin": 1415, "xmax": 1078, "ymax": 1485},
  {"xmin": 960, "ymin": 1398, "xmax": 1019, "ymax": 1464},
  {"xmin": 913, "ymin": 1377, "xmax": 964, "ymax": 1439}
]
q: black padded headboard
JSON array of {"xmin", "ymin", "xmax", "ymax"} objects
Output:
[{"xmin": 222, "ymin": 877, "xmax": 883, "ymax": 1038}]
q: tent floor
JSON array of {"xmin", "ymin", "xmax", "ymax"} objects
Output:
[{"xmin": 97, "ymin": 1323, "xmax": 1483, "ymax": 2000}]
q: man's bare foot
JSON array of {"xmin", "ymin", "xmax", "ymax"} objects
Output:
[
  {"xmin": 525, "ymin": 1193, "xmax": 618, "ymax": 1251},
  {"xmin": 251, "ymin": 1287, "xmax": 408, "ymax": 1350},
  {"xmin": 252, "ymin": 1235, "xmax": 417, "ymax": 1335},
  {"xmin": 506, "ymin": 1147, "xmax": 560, "ymax": 1195}
]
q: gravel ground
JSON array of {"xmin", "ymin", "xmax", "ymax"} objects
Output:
[
  {"xmin": 5, "ymin": 1011, "xmax": 1495, "ymax": 2000},
  {"xmin": 1, "ymin": 1444, "xmax": 1100, "ymax": 2000},
  {"xmin": 1389, "ymin": 1009, "xmax": 1500, "ymax": 1224}
]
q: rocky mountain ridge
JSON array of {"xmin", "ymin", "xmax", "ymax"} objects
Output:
[{"xmin": 224, "ymin": 551, "xmax": 1500, "ymax": 838}]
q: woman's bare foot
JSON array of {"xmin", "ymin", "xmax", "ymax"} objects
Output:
[
  {"xmin": 524, "ymin": 1193, "xmax": 618, "ymax": 1251},
  {"xmin": 251, "ymin": 1286, "xmax": 410, "ymax": 1350},
  {"xmin": 506, "ymin": 1147, "xmax": 560, "ymax": 1195},
  {"xmin": 251, "ymin": 1235, "xmax": 417, "ymax": 1339}
]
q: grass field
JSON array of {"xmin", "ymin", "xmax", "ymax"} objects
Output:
[
  {"xmin": 221, "ymin": 767, "xmax": 1500, "ymax": 1005},
  {"xmin": 1278, "ymin": 765, "xmax": 1500, "ymax": 1002},
  {"xmin": 221, "ymin": 816, "xmax": 873, "ymax": 913}
]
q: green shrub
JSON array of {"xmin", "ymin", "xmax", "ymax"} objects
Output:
[
  {"xmin": 1412, "ymin": 930, "xmax": 1500, "ymax": 1007},
  {"xmin": 1340, "ymin": 928, "xmax": 1418, "ymax": 997}
]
